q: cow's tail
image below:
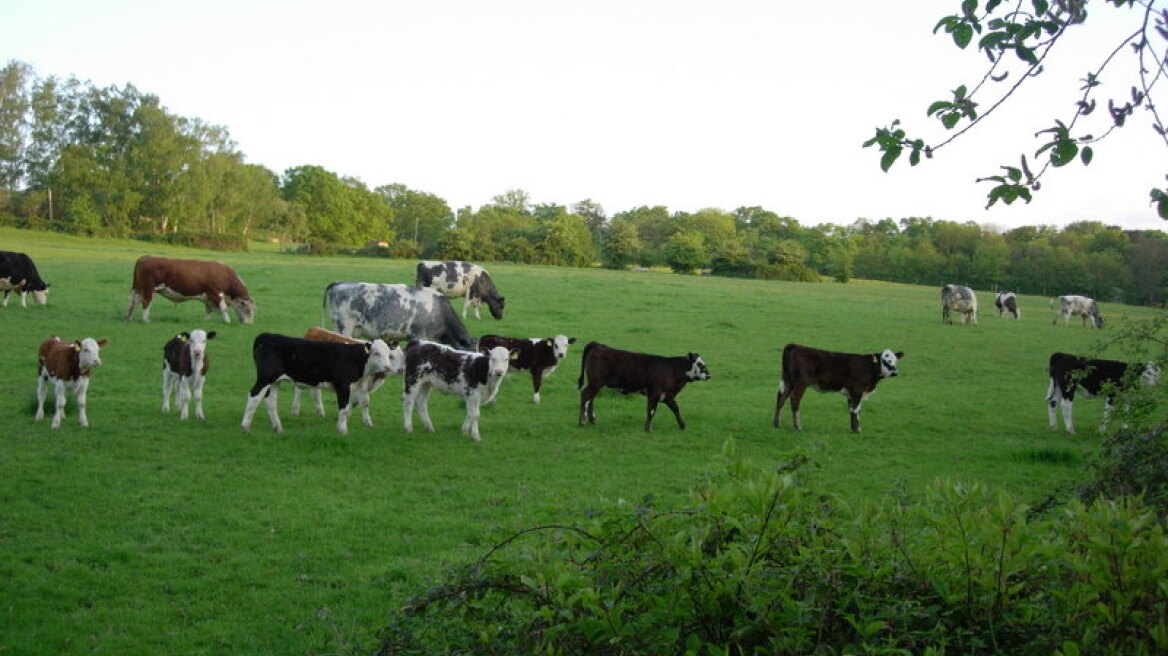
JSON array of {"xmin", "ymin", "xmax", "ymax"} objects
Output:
[
  {"xmin": 577, "ymin": 341, "xmax": 597, "ymax": 390},
  {"xmin": 779, "ymin": 343, "xmax": 797, "ymax": 389},
  {"xmin": 322, "ymin": 282, "xmax": 341, "ymax": 328}
]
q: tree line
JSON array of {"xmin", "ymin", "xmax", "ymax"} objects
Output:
[{"xmin": 1, "ymin": 60, "xmax": 1165, "ymax": 304}]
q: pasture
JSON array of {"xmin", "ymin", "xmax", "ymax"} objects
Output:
[{"xmin": 0, "ymin": 226, "xmax": 1153, "ymax": 654}]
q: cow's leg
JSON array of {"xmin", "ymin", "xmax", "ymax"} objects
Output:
[
  {"xmin": 263, "ymin": 387, "xmax": 283, "ymax": 433},
  {"xmin": 663, "ymin": 397, "xmax": 686, "ymax": 430},
  {"xmin": 402, "ymin": 384, "xmax": 417, "ymax": 433},
  {"xmin": 290, "ymin": 387, "xmax": 303, "ymax": 416},
  {"xmin": 786, "ymin": 385, "xmax": 808, "ymax": 430},
  {"xmin": 461, "ymin": 296, "xmax": 471, "ymax": 319},
  {"xmin": 644, "ymin": 394, "xmax": 660, "ymax": 432},
  {"xmin": 333, "ymin": 383, "xmax": 354, "ymax": 435},
  {"xmin": 35, "ymin": 373, "xmax": 48, "ymax": 421},
  {"xmin": 415, "ymin": 386, "xmax": 435, "ymax": 433},
  {"xmin": 1099, "ymin": 396, "xmax": 1115, "ymax": 433},
  {"xmin": 177, "ymin": 376, "xmax": 192, "ymax": 420},
  {"xmin": 49, "ymin": 380, "xmax": 69, "ymax": 429},
  {"xmin": 126, "ymin": 289, "xmax": 147, "ymax": 321},
  {"xmin": 192, "ymin": 373, "xmax": 207, "ymax": 421},
  {"xmin": 162, "ymin": 368, "xmax": 174, "ymax": 413},
  {"xmin": 1060, "ymin": 398, "xmax": 1076, "ymax": 435},
  {"xmin": 1, "ymin": 290, "xmax": 9, "ymax": 307},
  {"xmin": 462, "ymin": 394, "xmax": 482, "ymax": 441},
  {"xmin": 530, "ymin": 371, "xmax": 543, "ymax": 405},
  {"xmin": 579, "ymin": 384, "xmax": 599, "ymax": 426},
  {"xmin": 773, "ymin": 380, "xmax": 792, "ymax": 428},
  {"xmin": 349, "ymin": 381, "xmax": 374, "ymax": 428},
  {"xmin": 18, "ymin": 290, "xmax": 27, "ymax": 308},
  {"xmin": 242, "ymin": 382, "xmax": 278, "ymax": 433},
  {"xmin": 1046, "ymin": 380, "xmax": 1061, "ymax": 431},
  {"xmin": 847, "ymin": 390, "xmax": 864, "ymax": 433}
]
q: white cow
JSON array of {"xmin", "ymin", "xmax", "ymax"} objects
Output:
[
  {"xmin": 941, "ymin": 284, "xmax": 978, "ymax": 325},
  {"xmin": 402, "ymin": 341, "xmax": 513, "ymax": 441},
  {"xmin": 1052, "ymin": 295, "xmax": 1104, "ymax": 328}
]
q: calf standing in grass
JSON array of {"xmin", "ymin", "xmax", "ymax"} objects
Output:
[
  {"xmin": 1046, "ymin": 352, "xmax": 1160, "ymax": 434},
  {"xmin": 994, "ymin": 291, "xmax": 1020, "ymax": 319},
  {"xmin": 478, "ymin": 334, "xmax": 576, "ymax": 404},
  {"xmin": 773, "ymin": 343, "xmax": 903, "ymax": 433},
  {"xmin": 576, "ymin": 341, "xmax": 711, "ymax": 432},
  {"xmin": 36, "ymin": 335, "xmax": 108, "ymax": 429},
  {"xmin": 402, "ymin": 341, "xmax": 515, "ymax": 442},
  {"xmin": 290, "ymin": 326, "xmax": 400, "ymax": 427},
  {"xmin": 162, "ymin": 330, "xmax": 216, "ymax": 421}
]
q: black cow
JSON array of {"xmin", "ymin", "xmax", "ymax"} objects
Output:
[
  {"xmin": 0, "ymin": 250, "xmax": 50, "ymax": 307},
  {"xmin": 773, "ymin": 343, "xmax": 904, "ymax": 433},
  {"xmin": 240, "ymin": 333, "xmax": 401, "ymax": 435},
  {"xmin": 1046, "ymin": 352, "xmax": 1160, "ymax": 434},
  {"xmin": 478, "ymin": 334, "xmax": 576, "ymax": 404},
  {"xmin": 576, "ymin": 341, "xmax": 711, "ymax": 432}
]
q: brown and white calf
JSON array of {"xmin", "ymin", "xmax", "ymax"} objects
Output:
[
  {"xmin": 1046, "ymin": 352, "xmax": 1160, "ymax": 434},
  {"xmin": 773, "ymin": 343, "xmax": 903, "ymax": 433},
  {"xmin": 576, "ymin": 341, "xmax": 711, "ymax": 432},
  {"xmin": 162, "ymin": 329, "xmax": 217, "ymax": 421},
  {"xmin": 36, "ymin": 335, "xmax": 108, "ymax": 429},
  {"xmin": 994, "ymin": 291, "xmax": 1020, "ymax": 319},
  {"xmin": 478, "ymin": 334, "xmax": 576, "ymax": 404},
  {"xmin": 126, "ymin": 255, "xmax": 255, "ymax": 323},
  {"xmin": 289, "ymin": 326, "xmax": 398, "ymax": 426},
  {"xmin": 402, "ymin": 341, "xmax": 514, "ymax": 442},
  {"xmin": 241, "ymin": 333, "xmax": 402, "ymax": 435}
]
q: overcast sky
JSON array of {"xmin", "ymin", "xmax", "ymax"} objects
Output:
[{"xmin": 3, "ymin": 0, "xmax": 1164, "ymax": 231}]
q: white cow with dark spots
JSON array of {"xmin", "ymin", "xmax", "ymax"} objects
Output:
[
  {"xmin": 325, "ymin": 282, "xmax": 476, "ymax": 350},
  {"xmin": 1052, "ymin": 295, "xmax": 1104, "ymax": 328},
  {"xmin": 402, "ymin": 341, "xmax": 514, "ymax": 442},
  {"xmin": 415, "ymin": 260, "xmax": 505, "ymax": 320},
  {"xmin": 941, "ymin": 284, "xmax": 978, "ymax": 325}
]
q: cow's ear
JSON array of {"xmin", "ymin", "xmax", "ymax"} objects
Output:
[
  {"xmin": 568, "ymin": 337, "xmax": 577, "ymax": 344},
  {"xmin": 73, "ymin": 341, "xmax": 82, "ymax": 351},
  {"xmin": 97, "ymin": 339, "xmax": 108, "ymax": 347},
  {"xmin": 871, "ymin": 355, "xmax": 878, "ymax": 363},
  {"xmin": 895, "ymin": 352, "xmax": 905, "ymax": 359},
  {"xmin": 180, "ymin": 332, "xmax": 190, "ymax": 342},
  {"xmin": 387, "ymin": 340, "xmax": 398, "ymax": 349},
  {"xmin": 206, "ymin": 331, "xmax": 218, "ymax": 340}
]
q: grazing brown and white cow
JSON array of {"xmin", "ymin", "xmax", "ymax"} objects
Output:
[
  {"xmin": 415, "ymin": 260, "xmax": 505, "ymax": 320},
  {"xmin": 773, "ymin": 343, "xmax": 903, "ymax": 433},
  {"xmin": 994, "ymin": 291, "xmax": 1020, "ymax": 319},
  {"xmin": 402, "ymin": 340, "xmax": 515, "ymax": 442},
  {"xmin": 162, "ymin": 329, "xmax": 217, "ymax": 421},
  {"xmin": 576, "ymin": 341, "xmax": 711, "ymax": 432},
  {"xmin": 941, "ymin": 284, "xmax": 978, "ymax": 325},
  {"xmin": 289, "ymin": 326, "xmax": 401, "ymax": 427},
  {"xmin": 1046, "ymin": 352, "xmax": 1160, "ymax": 434},
  {"xmin": 241, "ymin": 333, "xmax": 400, "ymax": 435},
  {"xmin": 36, "ymin": 335, "xmax": 108, "ymax": 429},
  {"xmin": 478, "ymin": 334, "xmax": 576, "ymax": 404},
  {"xmin": 1052, "ymin": 295, "xmax": 1103, "ymax": 328},
  {"xmin": 0, "ymin": 250, "xmax": 50, "ymax": 307},
  {"xmin": 126, "ymin": 255, "xmax": 255, "ymax": 323}
]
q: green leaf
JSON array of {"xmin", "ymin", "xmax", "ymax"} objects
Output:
[
  {"xmin": 1016, "ymin": 45, "xmax": 1038, "ymax": 65},
  {"xmin": 1050, "ymin": 140, "xmax": 1079, "ymax": 167},
  {"xmin": 880, "ymin": 146, "xmax": 902, "ymax": 172},
  {"xmin": 1080, "ymin": 146, "xmax": 1093, "ymax": 166},
  {"xmin": 909, "ymin": 148, "xmax": 921, "ymax": 166},
  {"xmin": 941, "ymin": 112, "xmax": 961, "ymax": 129},
  {"xmin": 927, "ymin": 101, "xmax": 952, "ymax": 116},
  {"xmin": 1005, "ymin": 166, "xmax": 1022, "ymax": 182},
  {"xmin": 954, "ymin": 23, "xmax": 975, "ymax": 48},
  {"xmin": 1032, "ymin": 0, "xmax": 1049, "ymax": 15}
]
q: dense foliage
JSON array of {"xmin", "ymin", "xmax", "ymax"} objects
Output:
[{"xmin": 379, "ymin": 449, "xmax": 1168, "ymax": 656}]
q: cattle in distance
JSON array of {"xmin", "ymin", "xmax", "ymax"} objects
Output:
[
  {"xmin": 576, "ymin": 341, "xmax": 711, "ymax": 432},
  {"xmin": 126, "ymin": 255, "xmax": 255, "ymax": 323},
  {"xmin": 324, "ymin": 282, "xmax": 476, "ymax": 350},
  {"xmin": 0, "ymin": 250, "xmax": 50, "ymax": 307},
  {"xmin": 240, "ymin": 333, "xmax": 401, "ymax": 435},
  {"xmin": 415, "ymin": 260, "xmax": 505, "ymax": 320},
  {"xmin": 1052, "ymin": 295, "xmax": 1104, "ymax": 328},
  {"xmin": 36, "ymin": 335, "xmax": 108, "ymax": 429},
  {"xmin": 289, "ymin": 326, "xmax": 402, "ymax": 427},
  {"xmin": 994, "ymin": 291, "xmax": 1020, "ymax": 319},
  {"xmin": 401, "ymin": 340, "xmax": 515, "ymax": 442},
  {"xmin": 478, "ymin": 334, "xmax": 576, "ymax": 404},
  {"xmin": 941, "ymin": 284, "xmax": 978, "ymax": 325},
  {"xmin": 1046, "ymin": 352, "xmax": 1160, "ymax": 434},
  {"xmin": 161, "ymin": 329, "xmax": 217, "ymax": 421},
  {"xmin": 773, "ymin": 343, "xmax": 903, "ymax": 433}
]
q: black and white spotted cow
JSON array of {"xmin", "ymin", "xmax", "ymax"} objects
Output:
[
  {"xmin": 161, "ymin": 329, "xmax": 217, "ymax": 421},
  {"xmin": 325, "ymin": 282, "xmax": 476, "ymax": 350},
  {"xmin": 1053, "ymin": 295, "xmax": 1104, "ymax": 328},
  {"xmin": 942, "ymin": 284, "xmax": 978, "ymax": 325},
  {"xmin": 401, "ymin": 340, "xmax": 515, "ymax": 442},
  {"xmin": 478, "ymin": 334, "xmax": 576, "ymax": 404},
  {"xmin": 994, "ymin": 291, "xmax": 1020, "ymax": 319},
  {"xmin": 0, "ymin": 250, "xmax": 50, "ymax": 307},
  {"xmin": 1046, "ymin": 352, "xmax": 1160, "ymax": 434},
  {"xmin": 240, "ymin": 333, "xmax": 401, "ymax": 435},
  {"xmin": 773, "ymin": 343, "xmax": 904, "ymax": 433},
  {"xmin": 576, "ymin": 341, "xmax": 711, "ymax": 432},
  {"xmin": 415, "ymin": 260, "xmax": 505, "ymax": 320}
]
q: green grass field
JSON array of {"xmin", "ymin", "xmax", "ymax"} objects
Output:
[{"xmin": 0, "ymin": 226, "xmax": 1155, "ymax": 654}]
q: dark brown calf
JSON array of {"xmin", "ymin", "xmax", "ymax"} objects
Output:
[
  {"xmin": 576, "ymin": 341, "xmax": 711, "ymax": 432},
  {"xmin": 773, "ymin": 343, "xmax": 903, "ymax": 433},
  {"xmin": 478, "ymin": 334, "xmax": 576, "ymax": 403}
]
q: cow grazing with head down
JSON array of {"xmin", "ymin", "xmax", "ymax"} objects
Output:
[
  {"xmin": 773, "ymin": 343, "xmax": 903, "ymax": 433},
  {"xmin": 0, "ymin": 251, "xmax": 50, "ymax": 307},
  {"xmin": 577, "ymin": 341, "xmax": 711, "ymax": 432},
  {"xmin": 241, "ymin": 333, "xmax": 400, "ymax": 435},
  {"xmin": 478, "ymin": 334, "xmax": 576, "ymax": 404},
  {"xmin": 1046, "ymin": 352, "xmax": 1160, "ymax": 434},
  {"xmin": 402, "ymin": 340, "xmax": 515, "ymax": 442},
  {"xmin": 1053, "ymin": 295, "xmax": 1104, "ymax": 328},
  {"xmin": 415, "ymin": 260, "xmax": 505, "ymax": 320},
  {"xmin": 994, "ymin": 291, "xmax": 1020, "ymax": 319},
  {"xmin": 36, "ymin": 335, "xmax": 108, "ymax": 429},
  {"xmin": 289, "ymin": 326, "xmax": 402, "ymax": 427},
  {"xmin": 127, "ymin": 255, "xmax": 255, "ymax": 324},
  {"xmin": 942, "ymin": 284, "xmax": 978, "ymax": 325},
  {"xmin": 325, "ymin": 282, "xmax": 476, "ymax": 350},
  {"xmin": 161, "ymin": 329, "xmax": 217, "ymax": 421}
]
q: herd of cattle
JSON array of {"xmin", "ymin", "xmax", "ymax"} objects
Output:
[{"xmin": 3, "ymin": 248, "xmax": 1159, "ymax": 439}]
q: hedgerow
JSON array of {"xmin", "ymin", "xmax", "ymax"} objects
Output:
[{"xmin": 377, "ymin": 443, "xmax": 1168, "ymax": 655}]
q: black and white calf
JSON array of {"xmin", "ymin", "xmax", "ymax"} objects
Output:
[
  {"xmin": 1046, "ymin": 352, "xmax": 1160, "ymax": 434},
  {"xmin": 289, "ymin": 326, "xmax": 402, "ymax": 427},
  {"xmin": 162, "ymin": 329, "xmax": 217, "ymax": 420},
  {"xmin": 402, "ymin": 341, "xmax": 514, "ymax": 442},
  {"xmin": 478, "ymin": 334, "xmax": 576, "ymax": 404},
  {"xmin": 241, "ymin": 333, "xmax": 401, "ymax": 435},
  {"xmin": 994, "ymin": 291, "xmax": 1020, "ymax": 319}
]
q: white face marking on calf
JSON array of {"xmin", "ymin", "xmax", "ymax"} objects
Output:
[
  {"xmin": 687, "ymin": 355, "xmax": 711, "ymax": 381},
  {"xmin": 232, "ymin": 298, "xmax": 256, "ymax": 324},
  {"xmin": 879, "ymin": 349, "xmax": 899, "ymax": 378},
  {"xmin": 364, "ymin": 339, "xmax": 394, "ymax": 376},
  {"xmin": 385, "ymin": 342, "xmax": 406, "ymax": 376},
  {"xmin": 1142, "ymin": 363, "xmax": 1162, "ymax": 387},
  {"xmin": 77, "ymin": 338, "xmax": 104, "ymax": 372},
  {"xmin": 487, "ymin": 346, "xmax": 512, "ymax": 378},
  {"xmin": 551, "ymin": 335, "xmax": 574, "ymax": 360}
]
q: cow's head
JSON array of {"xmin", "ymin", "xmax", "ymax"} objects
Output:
[
  {"xmin": 485, "ymin": 346, "xmax": 514, "ymax": 379},
  {"xmin": 547, "ymin": 335, "xmax": 577, "ymax": 360},
  {"xmin": 877, "ymin": 349, "xmax": 904, "ymax": 378},
  {"xmin": 184, "ymin": 329, "xmax": 217, "ymax": 363},
  {"xmin": 686, "ymin": 353, "xmax": 712, "ymax": 382},
  {"xmin": 365, "ymin": 339, "xmax": 396, "ymax": 376},
  {"xmin": 231, "ymin": 297, "xmax": 257, "ymax": 324},
  {"xmin": 384, "ymin": 340, "xmax": 406, "ymax": 376},
  {"xmin": 1092, "ymin": 311, "xmax": 1105, "ymax": 329},
  {"xmin": 472, "ymin": 274, "xmax": 505, "ymax": 319},
  {"xmin": 1140, "ymin": 362, "xmax": 1162, "ymax": 387},
  {"xmin": 75, "ymin": 338, "xmax": 108, "ymax": 373},
  {"xmin": 31, "ymin": 288, "xmax": 49, "ymax": 305}
]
